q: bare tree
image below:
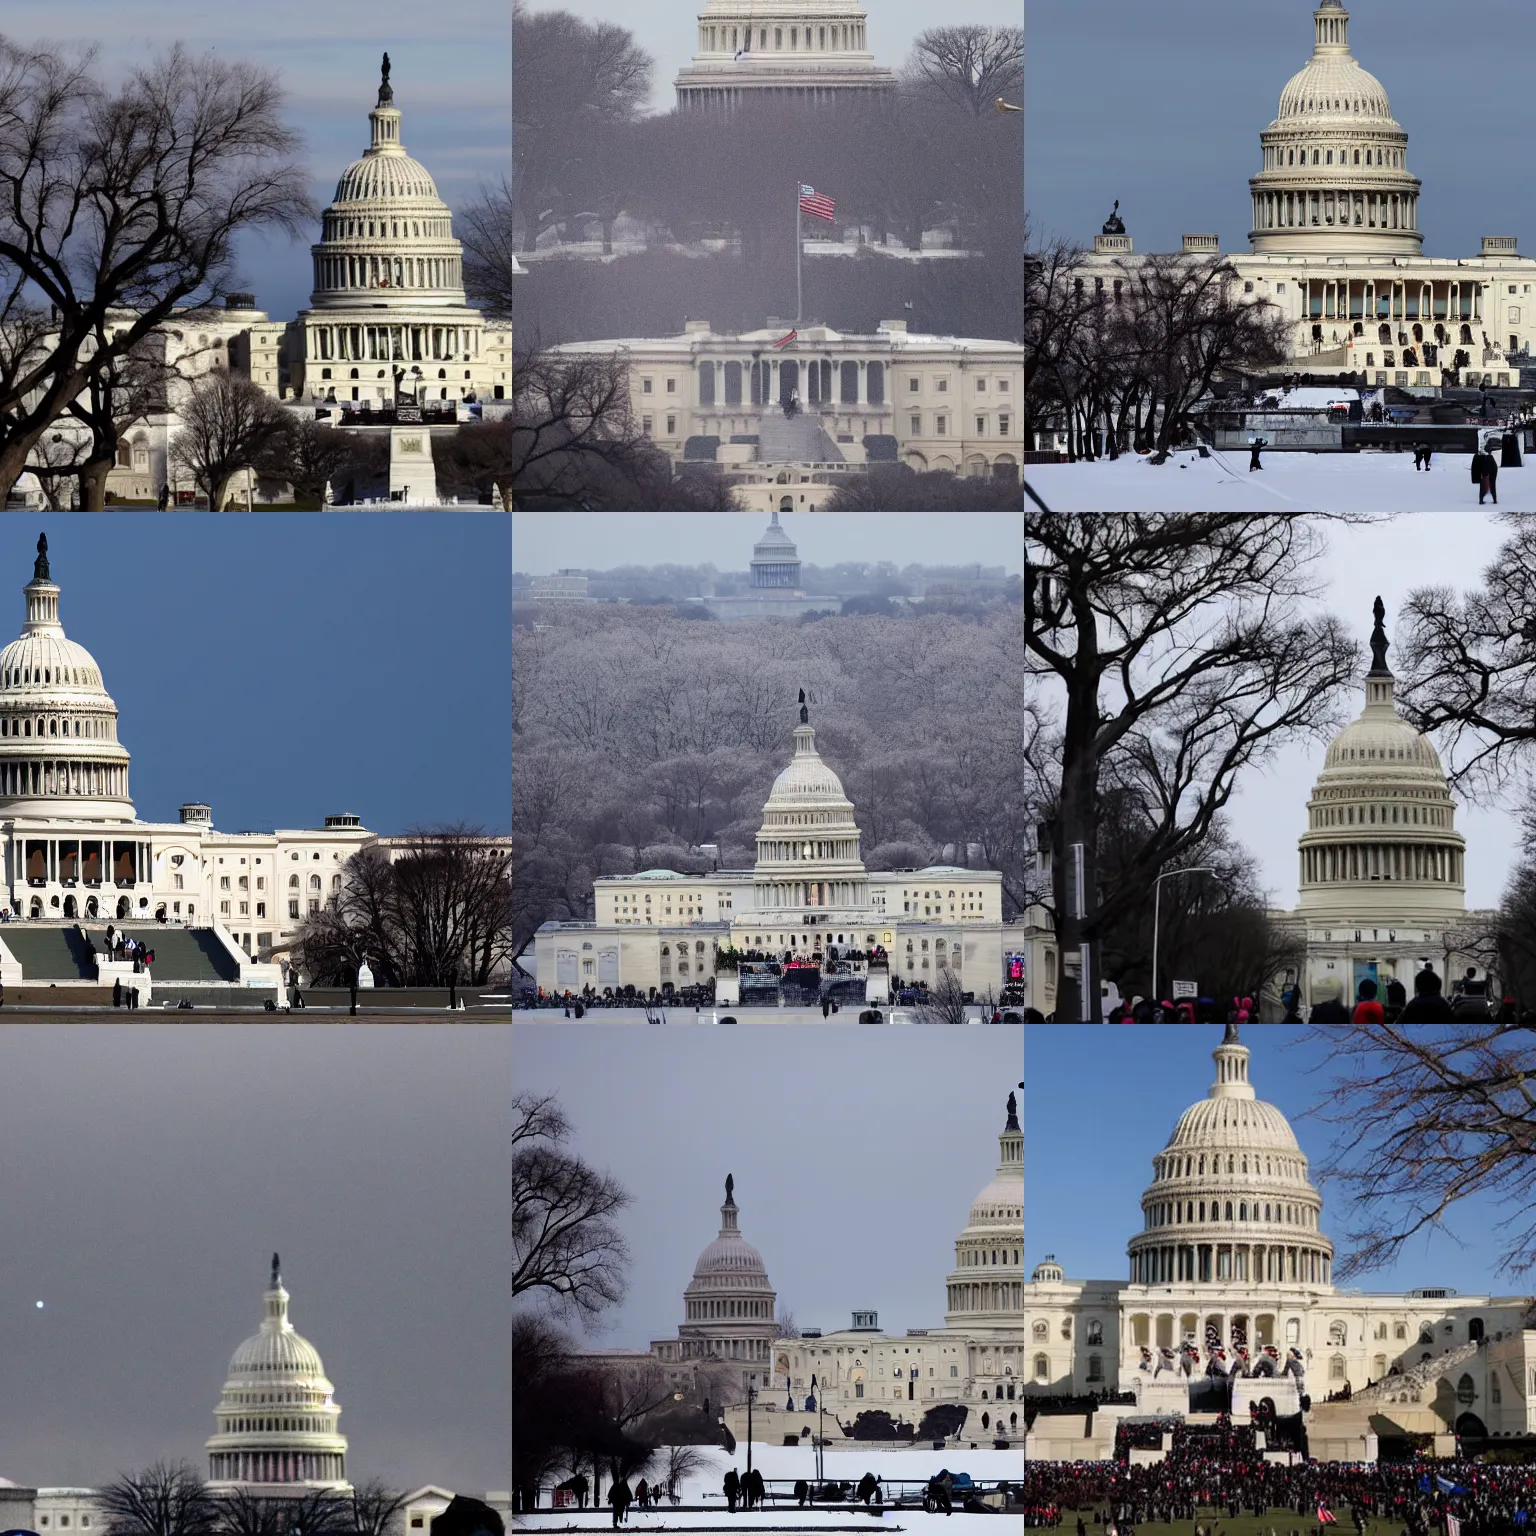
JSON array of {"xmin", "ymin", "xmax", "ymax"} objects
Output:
[
  {"xmin": 26, "ymin": 424, "xmax": 89, "ymax": 508},
  {"xmin": 912, "ymin": 968, "xmax": 971, "ymax": 1024},
  {"xmin": 1026, "ymin": 513, "xmax": 1360, "ymax": 1018},
  {"xmin": 512, "ymin": 7, "xmax": 653, "ymax": 253},
  {"xmin": 293, "ymin": 826, "xmax": 511, "ymax": 988},
  {"xmin": 66, "ymin": 333, "xmax": 180, "ymax": 509},
  {"xmin": 212, "ymin": 1490, "xmax": 283, "ymax": 1536},
  {"xmin": 346, "ymin": 1483, "xmax": 409, "ymax": 1536},
  {"xmin": 459, "ymin": 179, "xmax": 515, "ymax": 317},
  {"xmin": 1308, "ymin": 1023, "xmax": 1536, "ymax": 1278},
  {"xmin": 512, "ymin": 1090, "xmax": 632, "ymax": 1322},
  {"xmin": 255, "ymin": 416, "xmax": 372, "ymax": 508},
  {"xmin": 433, "ymin": 419, "xmax": 513, "ymax": 507},
  {"xmin": 98, "ymin": 1464, "xmax": 219, "ymax": 1536},
  {"xmin": 1396, "ymin": 513, "xmax": 1536, "ymax": 789},
  {"xmin": 0, "ymin": 39, "xmax": 313, "ymax": 502},
  {"xmin": 775, "ymin": 1307, "xmax": 801, "ymax": 1338},
  {"xmin": 905, "ymin": 26, "xmax": 1024, "ymax": 117},
  {"xmin": 169, "ymin": 371, "xmax": 289, "ymax": 508}
]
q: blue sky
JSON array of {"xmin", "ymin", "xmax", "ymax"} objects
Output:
[
  {"xmin": 1027, "ymin": 0, "xmax": 1536, "ymax": 261},
  {"xmin": 12, "ymin": 516, "xmax": 510, "ymax": 835},
  {"xmin": 1026, "ymin": 1024, "xmax": 1522, "ymax": 1297},
  {"xmin": 8, "ymin": 0, "xmax": 511, "ymax": 324}
]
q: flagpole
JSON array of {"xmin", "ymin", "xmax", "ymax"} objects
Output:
[{"xmin": 795, "ymin": 183, "xmax": 802, "ymax": 326}]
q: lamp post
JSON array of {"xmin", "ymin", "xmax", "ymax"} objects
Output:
[
  {"xmin": 1151, "ymin": 866, "xmax": 1217, "ymax": 1011},
  {"xmin": 746, "ymin": 1382, "xmax": 755, "ymax": 1488}
]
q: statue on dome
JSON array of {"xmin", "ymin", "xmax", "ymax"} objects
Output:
[
  {"xmin": 33, "ymin": 532, "xmax": 48, "ymax": 582},
  {"xmin": 271, "ymin": 1252, "xmax": 280, "ymax": 1286},
  {"xmin": 378, "ymin": 52, "xmax": 394, "ymax": 105},
  {"xmin": 725, "ymin": 1172, "xmax": 734, "ymax": 1202},
  {"xmin": 1101, "ymin": 199, "xmax": 1126, "ymax": 236},
  {"xmin": 1369, "ymin": 595, "xmax": 1391, "ymax": 673},
  {"xmin": 798, "ymin": 688, "xmax": 808, "ymax": 726}
]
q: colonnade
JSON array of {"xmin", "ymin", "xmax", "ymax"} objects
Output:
[
  {"xmin": 0, "ymin": 760, "xmax": 126, "ymax": 797},
  {"xmin": 700, "ymin": 20, "xmax": 865, "ymax": 52},
  {"xmin": 312, "ymin": 253, "xmax": 462, "ymax": 293},
  {"xmin": 1301, "ymin": 842, "xmax": 1462, "ymax": 884},
  {"xmin": 308, "ymin": 321, "xmax": 479, "ymax": 364},
  {"xmin": 209, "ymin": 1450, "xmax": 344, "ymax": 1481},
  {"xmin": 1299, "ymin": 276, "xmax": 1481, "ymax": 326},
  {"xmin": 752, "ymin": 878, "xmax": 865, "ymax": 908},
  {"xmin": 1130, "ymin": 1241, "xmax": 1330, "ymax": 1286},
  {"xmin": 947, "ymin": 1278, "xmax": 1024, "ymax": 1314},
  {"xmin": 696, "ymin": 357, "xmax": 885, "ymax": 407},
  {"xmin": 1252, "ymin": 187, "xmax": 1418, "ymax": 233}
]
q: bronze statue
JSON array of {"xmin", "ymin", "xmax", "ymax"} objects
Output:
[
  {"xmin": 271, "ymin": 1252, "xmax": 280, "ymax": 1286},
  {"xmin": 34, "ymin": 532, "xmax": 48, "ymax": 582},
  {"xmin": 1369, "ymin": 595, "xmax": 1391, "ymax": 673},
  {"xmin": 725, "ymin": 1172, "xmax": 734, "ymax": 1202},
  {"xmin": 798, "ymin": 688, "xmax": 808, "ymax": 725}
]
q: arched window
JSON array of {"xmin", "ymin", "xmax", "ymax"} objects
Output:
[
  {"xmin": 1086, "ymin": 1319, "xmax": 1103, "ymax": 1345},
  {"xmin": 1468, "ymin": 1317, "xmax": 1485, "ymax": 1342},
  {"xmin": 1330, "ymin": 1354, "xmax": 1347, "ymax": 1380},
  {"xmin": 698, "ymin": 362, "xmax": 715, "ymax": 405},
  {"xmin": 1033, "ymin": 1354, "xmax": 1049, "ymax": 1381}
]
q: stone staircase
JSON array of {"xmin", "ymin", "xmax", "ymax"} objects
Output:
[
  {"xmin": 756, "ymin": 413, "xmax": 844, "ymax": 464},
  {"xmin": 1353, "ymin": 1339, "xmax": 1481, "ymax": 1405}
]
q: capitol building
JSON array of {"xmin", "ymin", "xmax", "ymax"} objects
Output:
[
  {"xmin": 1024, "ymin": 1027, "xmax": 1536, "ymax": 1462},
  {"xmin": 0, "ymin": 534, "xmax": 435, "ymax": 995},
  {"xmin": 533, "ymin": 694, "xmax": 1020, "ymax": 1006},
  {"xmin": 583, "ymin": 1090, "xmax": 1023, "ymax": 1445},
  {"xmin": 1075, "ymin": 0, "xmax": 1536, "ymax": 391},
  {"xmin": 1268, "ymin": 597, "xmax": 1497, "ymax": 1015}
]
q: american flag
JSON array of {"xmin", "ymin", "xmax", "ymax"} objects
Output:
[
  {"xmin": 773, "ymin": 330, "xmax": 798, "ymax": 349},
  {"xmin": 1318, "ymin": 1507, "xmax": 1338, "ymax": 1527},
  {"xmin": 798, "ymin": 184, "xmax": 836, "ymax": 221}
]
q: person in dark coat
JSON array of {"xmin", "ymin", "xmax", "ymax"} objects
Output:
[
  {"xmin": 1384, "ymin": 976, "xmax": 1408, "ymax": 1018},
  {"xmin": 1473, "ymin": 443, "xmax": 1499, "ymax": 503},
  {"xmin": 794, "ymin": 1479, "xmax": 810, "ymax": 1508},
  {"xmin": 926, "ymin": 1471, "xmax": 954, "ymax": 1515},
  {"xmin": 1399, "ymin": 966, "xmax": 1457, "ymax": 1021},
  {"xmin": 857, "ymin": 1472, "xmax": 879, "ymax": 1506},
  {"xmin": 634, "ymin": 1479, "xmax": 647, "ymax": 1510},
  {"xmin": 1307, "ymin": 981, "xmax": 1350, "ymax": 1023},
  {"xmin": 723, "ymin": 1468, "xmax": 740, "ymax": 1514},
  {"xmin": 747, "ymin": 1468, "xmax": 765, "ymax": 1508},
  {"xmin": 607, "ymin": 1478, "xmax": 631, "ymax": 1529},
  {"xmin": 571, "ymin": 1473, "xmax": 589, "ymax": 1509},
  {"xmin": 1249, "ymin": 438, "xmax": 1264, "ymax": 471}
]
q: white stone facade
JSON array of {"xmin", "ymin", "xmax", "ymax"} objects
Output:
[
  {"xmin": 675, "ymin": 0, "xmax": 895, "ymax": 109},
  {"xmin": 1024, "ymin": 1027, "xmax": 1536, "ymax": 1448},
  {"xmin": 549, "ymin": 321, "xmax": 1023, "ymax": 489}
]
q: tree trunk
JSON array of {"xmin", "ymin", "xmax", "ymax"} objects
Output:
[{"xmin": 78, "ymin": 456, "xmax": 115, "ymax": 512}]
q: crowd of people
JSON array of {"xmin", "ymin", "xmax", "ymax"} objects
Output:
[{"xmin": 1025, "ymin": 1418, "xmax": 1536, "ymax": 1536}]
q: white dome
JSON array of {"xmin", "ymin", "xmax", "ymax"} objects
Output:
[
  {"xmin": 1127, "ymin": 1028, "xmax": 1334, "ymax": 1289},
  {"xmin": 333, "ymin": 152, "xmax": 443, "ymax": 206},
  {"xmin": 693, "ymin": 1233, "xmax": 773, "ymax": 1283},
  {"xmin": 1276, "ymin": 53, "xmax": 1396, "ymax": 126},
  {"xmin": 767, "ymin": 746, "xmax": 849, "ymax": 805},
  {"xmin": 207, "ymin": 1258, "xmax": 349, "ymax": 1491},
  {"xmin": 0, "ymin": 633, "xmax": 107, "ymax": 695},
  {"xmin": 944, "ymin": 1091, "xmax": 1023, "ymax": 1332}
]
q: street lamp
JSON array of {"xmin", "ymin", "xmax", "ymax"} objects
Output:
[{"xmin": 1151, "ymin": 866, "xmax": 1217, "ymax": 1011}]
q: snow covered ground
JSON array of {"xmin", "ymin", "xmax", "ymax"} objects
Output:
[
  {"xmin": 514, "ymin": 1442, "xmax": 1023, "ymax": 1531},
  {"xmin": 1027, "ymin": 446, "xmax": 1536, "ymax": 513}
]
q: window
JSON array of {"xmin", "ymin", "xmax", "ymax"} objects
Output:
[
  {"xmin": 908, "ymin": 376, "xmax": 920, "ymax": 392},
  {"xmin": 976, "ymin": 377, "xmax": 986, "ymax": 392},
  {"xmin": 220, "ymin": 901, "xmax": 230, "ymax": 915},
  {"xmin": 289, "ymin": 874, "xmax": 299, "ymax": 888},
  {"xmin": 308, "ymin": 900, "xmax": 319, "ymax": 914},
  {"xmin": 642, "ymin": 416, "xmax": 652, "ymax": 436},
  {"xmin": 665, "ymin": 377, "xmax": 676, "ymax": 393},
  {"xmin": 936, "ymin": 377, "xmax": 948, "ymax": 393},
  {"xmin": 1330, "ymin": 1354, "xmax": 1347, "ymax": 1380},
  {"xmin": 256, "ymin": 903, "xmax": 265, "ymax": 918},
  {"xmin": 666, "ymin": 414, "xmax": 676, "ymax": 434},
  {"xmin": 289, "ymin": 901, "xmax": 299, "ymax": 919},
  {"xmin": 219, "ymin": 876, "xmax": 230, "ymax": 890},
  {"xmin": 936, "ymin": 415, "xmax": 947, "ymax": 435},
  {"xmin": 999, "ymin": 414, "xmax": 1011, "ymax": 435},
  {"xmin": 642, "ymin": 378, "xmax": 653, "ymax": 393},
  {"xmin": 976, "ymin": 416, "xmax": 986, "ymax": 434},
  {"xmin": 911, "ymin": 413, "xmax": 921, "ymax": 434},
  {"xmin": 309, "ymin": 875, "xmax": 321, "ymax": 890}
]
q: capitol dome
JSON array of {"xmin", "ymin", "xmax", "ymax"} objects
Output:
[
  {"xmin": 1127, "ymin": 1027, "xmax": 1333, "ymax": 1289},
  {"xmin": 1249, "ymin": 2, "xmax": 1421, "ymax": 256},
  {"xmin": 0, "ymin": 534, "xmax": 134, "ymax": 825},
  {"xmin": 945, "ymin": 1090, "xmax": 1023, "ymax": 1332},
  {"xmin": 1298, "ymin": 598, "xmax": 1464, "ymax": 924},
  {"xmin": 308, "ymin": 56, "xmax": 468, "ymax": 311},
  {"xmin": 753, "ymin": 703, "xmax": 869, "ymax": 914},
  {"xmin": 206, "ymin": 1256, "xmax": 349, "ymax": 1491},
  {"xmin": 678, "ymin": 1176, "xmax": 779, "ymax": 1378}
]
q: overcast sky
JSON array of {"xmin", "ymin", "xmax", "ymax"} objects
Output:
[
  {"xmin": 15, "ymin": 517, "xmax": 510, "ymax": 836},
  {"xmin": 0, "ymin": 1024, "xmax": 509, "ymax": 1492},
  {"xmin": 1026, "ymin": 0, "xmax": 1536, "ymax": 259},
  {"xmin": 528, "ymin": 0, "xmax": 1024, "ymax": 115},
  {"xmin": 1027, "ymin": 1024, "xmax": 1519, "ymax": 1296},
  {"xmin": 514, "ymin": 1025, "xmax": 1022, "ymax": 1350},
  {"xmin": 4, "ymin": 1, "xmax": 510, "ymax": 324},
  {"xmin": 512, "ymin": 512, "xmax": 1024, "ymax": 572},
  {"xmin": 1222, "ymin": 514, "xmax": 1518, "ymax": 911}
]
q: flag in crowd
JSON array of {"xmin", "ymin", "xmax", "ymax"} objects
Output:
[
  {"xmin": 1318, "ymin": 1506, "xmax": 1337, "ymax": 1526},
  {"xmin": 773, "ymin": 330, "xmax": 798, "ymax": 349},
  {"xmin": 1447, "ymin": 1515, "xmax": 1461, "ymax": 1536},
  {"xmin": 798, "ymin": 184, "xmax": 836, "ymax": 221},
  {"xmin": 1437, "ymin": 1479, "xmax": 1466, "ymax": 1496}
]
